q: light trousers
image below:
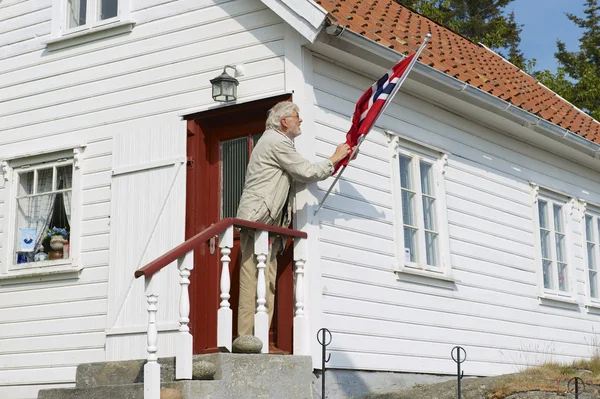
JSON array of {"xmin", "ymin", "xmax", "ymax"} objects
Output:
[{"xmin": 237, "ymin": 229, "xmax": 282, "ymax": 337}]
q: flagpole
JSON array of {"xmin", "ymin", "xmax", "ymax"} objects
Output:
[
  {"xmin": 313, "ymin": 135, "xmax": 366, "ymax": 215},
  {"xmin": 314, "ymin": 33, "xmax": 431, "ymax": 216}
]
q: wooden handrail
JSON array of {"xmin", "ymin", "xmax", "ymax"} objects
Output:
[{"xmin": 134, "ymin": 218, "xmax": 308, "ymax": 279}]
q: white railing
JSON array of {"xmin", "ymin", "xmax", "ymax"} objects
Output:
[{"xmin": 136, "ymin": 219, "xmax": 309, "ymax": 399}]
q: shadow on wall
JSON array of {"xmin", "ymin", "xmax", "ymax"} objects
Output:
[{"xmin": 315, "ymin": 179, "xmax": 387, "ymax": 224}]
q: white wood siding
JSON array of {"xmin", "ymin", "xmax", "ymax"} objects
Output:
[
  {"xmin": 0, "ymin": 0, "xmax": 287, "ymax": 396},
  {"xmin": 309, "ymin": 54, "xmax": 600, "ymax": 377},
  {"xmin": 0, "ymin": 139, "xmax": 111, "ymax": 398}
]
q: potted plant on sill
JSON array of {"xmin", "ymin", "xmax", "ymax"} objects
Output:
[{"xmin": 47, "ymin": 227, "xmax": 69, "ymax": 260}]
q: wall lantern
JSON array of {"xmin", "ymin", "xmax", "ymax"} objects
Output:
[{"xmin": 210, "ymin": 65, "xmax": 244, "ymax": 102}]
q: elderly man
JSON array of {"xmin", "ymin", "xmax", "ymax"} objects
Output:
[{"xmin": 236, "ymin": 101, "xmax": 351, "ymax": 350}]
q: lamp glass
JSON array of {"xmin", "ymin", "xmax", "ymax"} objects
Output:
[{"xmin": 210, "ymin": 68, "xmax": 239, "ymax": 102}]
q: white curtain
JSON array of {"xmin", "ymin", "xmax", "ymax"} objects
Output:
[
  {"xmin": 32, "ymin": 173, "xmax": 56, "ymax": 250},
  {"xmin": 58, "ymin": 167, "xmax": 73, "ymax": 224},
  {"xmin": 68, "ymin": 0, "xmax": 83, "ymax": 28}
]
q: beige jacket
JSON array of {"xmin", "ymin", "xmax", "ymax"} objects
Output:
[{"xmin": 236, "ymin": 129, "xmax": 334, "ymax": 228}]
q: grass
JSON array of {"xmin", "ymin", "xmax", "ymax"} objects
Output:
[{"xmin": 488, "ymin": 356, "xmax": 600, "ymax": 399}]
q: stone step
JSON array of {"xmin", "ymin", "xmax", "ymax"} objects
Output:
[
  {"xmin": 40, "ymin": 354, "xmax": 313, "ymax": 398},
  {"xmin": 75, "ymin": 357, "xmax": 177, "ymax": 388}
]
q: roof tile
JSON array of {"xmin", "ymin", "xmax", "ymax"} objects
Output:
[{"xmin": 316, "ymin": 0, "xmax": 600, "ymax": 142}]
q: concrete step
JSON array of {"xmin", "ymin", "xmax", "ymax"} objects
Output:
[
  {"xmin": 75, "ymin": 357, "xmax": 177, "ymax": 387},
  {"xmin": 38, "ymin": 354, "xmax": 313, "ymax": 399}
]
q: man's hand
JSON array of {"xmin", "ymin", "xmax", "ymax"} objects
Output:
[{"xmin": 329, "ymin": 143, "xmax": 352, "ymax": 164}]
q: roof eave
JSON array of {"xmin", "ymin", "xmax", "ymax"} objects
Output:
[{"xmin": 319, "ymin": 25, "xmax": 600, "ymax": 160}]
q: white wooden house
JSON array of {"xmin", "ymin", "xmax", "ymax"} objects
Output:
[{"xmin": 2, "ymin": 0, "xmax": 600, "ymax": 397}]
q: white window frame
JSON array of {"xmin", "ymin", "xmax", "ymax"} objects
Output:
[
  {"xmin": 531, "ymin": 184, "xmax": 576, "ymax": 301},
  {"xmin": 389, "ymin": 133, "xmax": 452, "ymax": 280},
  {"xmin": 0, "ymin": 148, "xmax": 84, "ymax": 280},
  {"xmin": 581, "ymin": 202, "xmax": 600, "ymax": 305},
  {"xmin": 49, "ymin": 0, "xmax": 132, "ymax": 44}
]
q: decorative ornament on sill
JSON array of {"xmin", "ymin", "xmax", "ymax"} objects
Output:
[
  {"xmin": 73, "ymin": 146, "xmax": 84, "ymax": 169},
  {"xmin": 530, "ymin": 182, "xmax": 540, "ymax": 204},
  {"xmin": 1, "ymin": 161, "xmax": 8, "ymax": 182}
]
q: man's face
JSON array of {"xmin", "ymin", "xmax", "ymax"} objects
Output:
[{"xmin": 281, "ymin": 111, "xmax": 303, "ymax": 138}]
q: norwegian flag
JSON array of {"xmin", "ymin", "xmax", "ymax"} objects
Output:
[{"xmin": 333, "ymin": 53, "xmax": 417, "ymax": 174}]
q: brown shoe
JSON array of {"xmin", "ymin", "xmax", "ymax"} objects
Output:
[{"xmin": 268, "ymin": 343, "xmax": 290, "ymax": 355}]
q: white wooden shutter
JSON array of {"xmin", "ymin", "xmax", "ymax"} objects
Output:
[{"xmin": 106, "ymin": 121, "xmax": 186, "ymax": 344}]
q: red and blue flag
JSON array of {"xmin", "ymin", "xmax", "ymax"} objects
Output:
[{"xmin": 334, "ymin": 53, "xmax": 417, "ymax": 174}]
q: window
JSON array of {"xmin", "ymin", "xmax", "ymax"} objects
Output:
[
  {"xmin": 12, "ymin": 160, "xmax": 73, "ymax": 269},
  {"xmin": 390, "ymin": 135, "xmax": 450, "ymax": 277},
  {"xmin": 49, "ymin": 0, "xmax": 132, "ymax": 45},
  {"xmin": 534, "ymin": 192, "xmax": 571, "ymax": 294},
  {"xmin": 2, "ymin": 149, "xmax": 82, "ymax": 277},
  {"xmin": 584, "ymin": 211, "xmax": 600, "ymax": 300},
  {"xmin": 220, "ymin": 133, "xmax": 262, "ymax": 218},
  {"xmin": 67, "ymin": 0, "xmax": 118, "ymax": 29}
]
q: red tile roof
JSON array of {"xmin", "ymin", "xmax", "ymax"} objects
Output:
[{"xmin": 315, "ymin": 0, "xmax": 600, "ymax": 143}]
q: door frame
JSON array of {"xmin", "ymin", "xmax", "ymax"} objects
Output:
[{"xmin": 184, "ymin": 94, "xmax": 294, "ymax": 354}]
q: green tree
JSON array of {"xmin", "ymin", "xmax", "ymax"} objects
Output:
[
  {"xmin": 537, "ymin": 0, "xmax": 600, "ymax": 120},
  {"xmin": 398, "ymin": 0, "xmax": 526, "ymax": 68}
]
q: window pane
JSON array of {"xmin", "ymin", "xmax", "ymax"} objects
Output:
[
  {"xmin": 399, "ymin": 156, "xmax": 413, "ymax": 190},
  {"xmin": 68, "ymin": 0, "xmax": 87, "ymax": 28},
  {"xmin": 558, "ymin": 263, "xmax": 568, "ymax": 292},
  {"xmin": 555, "ymin": 233, "xmax": 566, "ymax": 262},
  {"xmin": 538, "ymin": 200, "xmax": 548, "ymax": 229},
  {"xmin": 420, "ymin": 162, "xmax": 434, "ymax": 196},
  {"xmin": 403, "ymin": 227, "xmax": 417, "ymax": 263},
  {"xmin": 56, "ymin": 166, "xmax": 73, "ymax": 190},
  {"xmin": 588, "ymin": 243, "xmax": 596, "ymax": 271},
  {"xmin": 422, "ymin": 196, "xmax": 436, "ymax": 231},
  {"xmin": 100, "ymin": 0, "xmax": 118, "ymax": 20},
  {"xmin": 591, "ymin": 271, "xmax": 598, "ymax": 298},
  {"xmin": 221, "ymin": 137, "xmax": 248, "ymax": 219},
  {"xmin": 18, "ymin": 171, "xmax": 34, "ymax": 197},
  {"xmin": 553, "ymin": 204, "xmax": 563, "ymax": 233},
  {"xmin": 15, "ymin": 193, "xmax": 59, "ymax": 265},
  {"xmin": 542, "ymin": 260, "xmax": 553, "ymax": 289},
  {"xmin": 425, "ymin": 232, "xmax": 438, "ymax": 267},
  {"xmin": 540, "ymin": 229, "xmax": 551, "ymax": 259},
  {"xmin": 586, "ymin": 215, "xmax": 594, "ymax": 241},
  {"xmin": 401, "ymin": 190, "xmax": 416, "ymax": 226},
  {"xmin": 37, "ymin": 168, "xmax": 53, "ymax": 194}
]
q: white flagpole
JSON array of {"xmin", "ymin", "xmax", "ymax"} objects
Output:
[{"xmin": 314, "ymin": 33, "xmax": 432, "ymax": 216}]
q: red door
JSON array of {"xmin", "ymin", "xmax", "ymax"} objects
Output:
[{"xmin": 185, "ymin": 95, "xmax": 294, "ymax": 354}]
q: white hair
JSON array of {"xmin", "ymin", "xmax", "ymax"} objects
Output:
[{"xmin": 265, "ymin": 101, "xmax": 299, "ymax": 131}]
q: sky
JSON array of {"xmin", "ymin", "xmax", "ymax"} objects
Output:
[{"xmin": 506, "ymin": 0, "xmax": 586, "ymax": 72}]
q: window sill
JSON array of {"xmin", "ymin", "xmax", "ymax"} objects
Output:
[
  {"xmin": 538, "ymin": 292, "xmax": 579, "ymax": 307},
  {"xmin": 44, "ymin": 20, "xmax": 135, "ymax": 51},
  {"xmin": 585, "ymin": 300, "xmax": 600, "ymax": 313},
  {"xmin": 0, "ymin": 262, "xmax": 82, "ymax": 284},
  {"xmin": 394, "ymin": 266, "xmax": 458, "ymax": 289}
]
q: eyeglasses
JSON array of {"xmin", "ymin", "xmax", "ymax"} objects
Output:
[{"xmin": 285, "ymin": 114, "xmax": 300, "ymax": 119}]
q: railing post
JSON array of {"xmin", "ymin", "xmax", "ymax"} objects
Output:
[
  {"xmin": 176, "ymin": 251, "xmax": 194, "ymax": 380},
  {"xmin": 294, "ymin": 237, "xmax": 309, "ymax": 355},
  {"xmin": 218, "ymin": 226, "xmax": 234, "ymax": 352},
  {"xmin": 254, "ymin": 229, "xmax": 269, "ymax": 353},
  {"xmin": 144, "ymin": 289, "xmax": 160, "ymax": 399}
]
